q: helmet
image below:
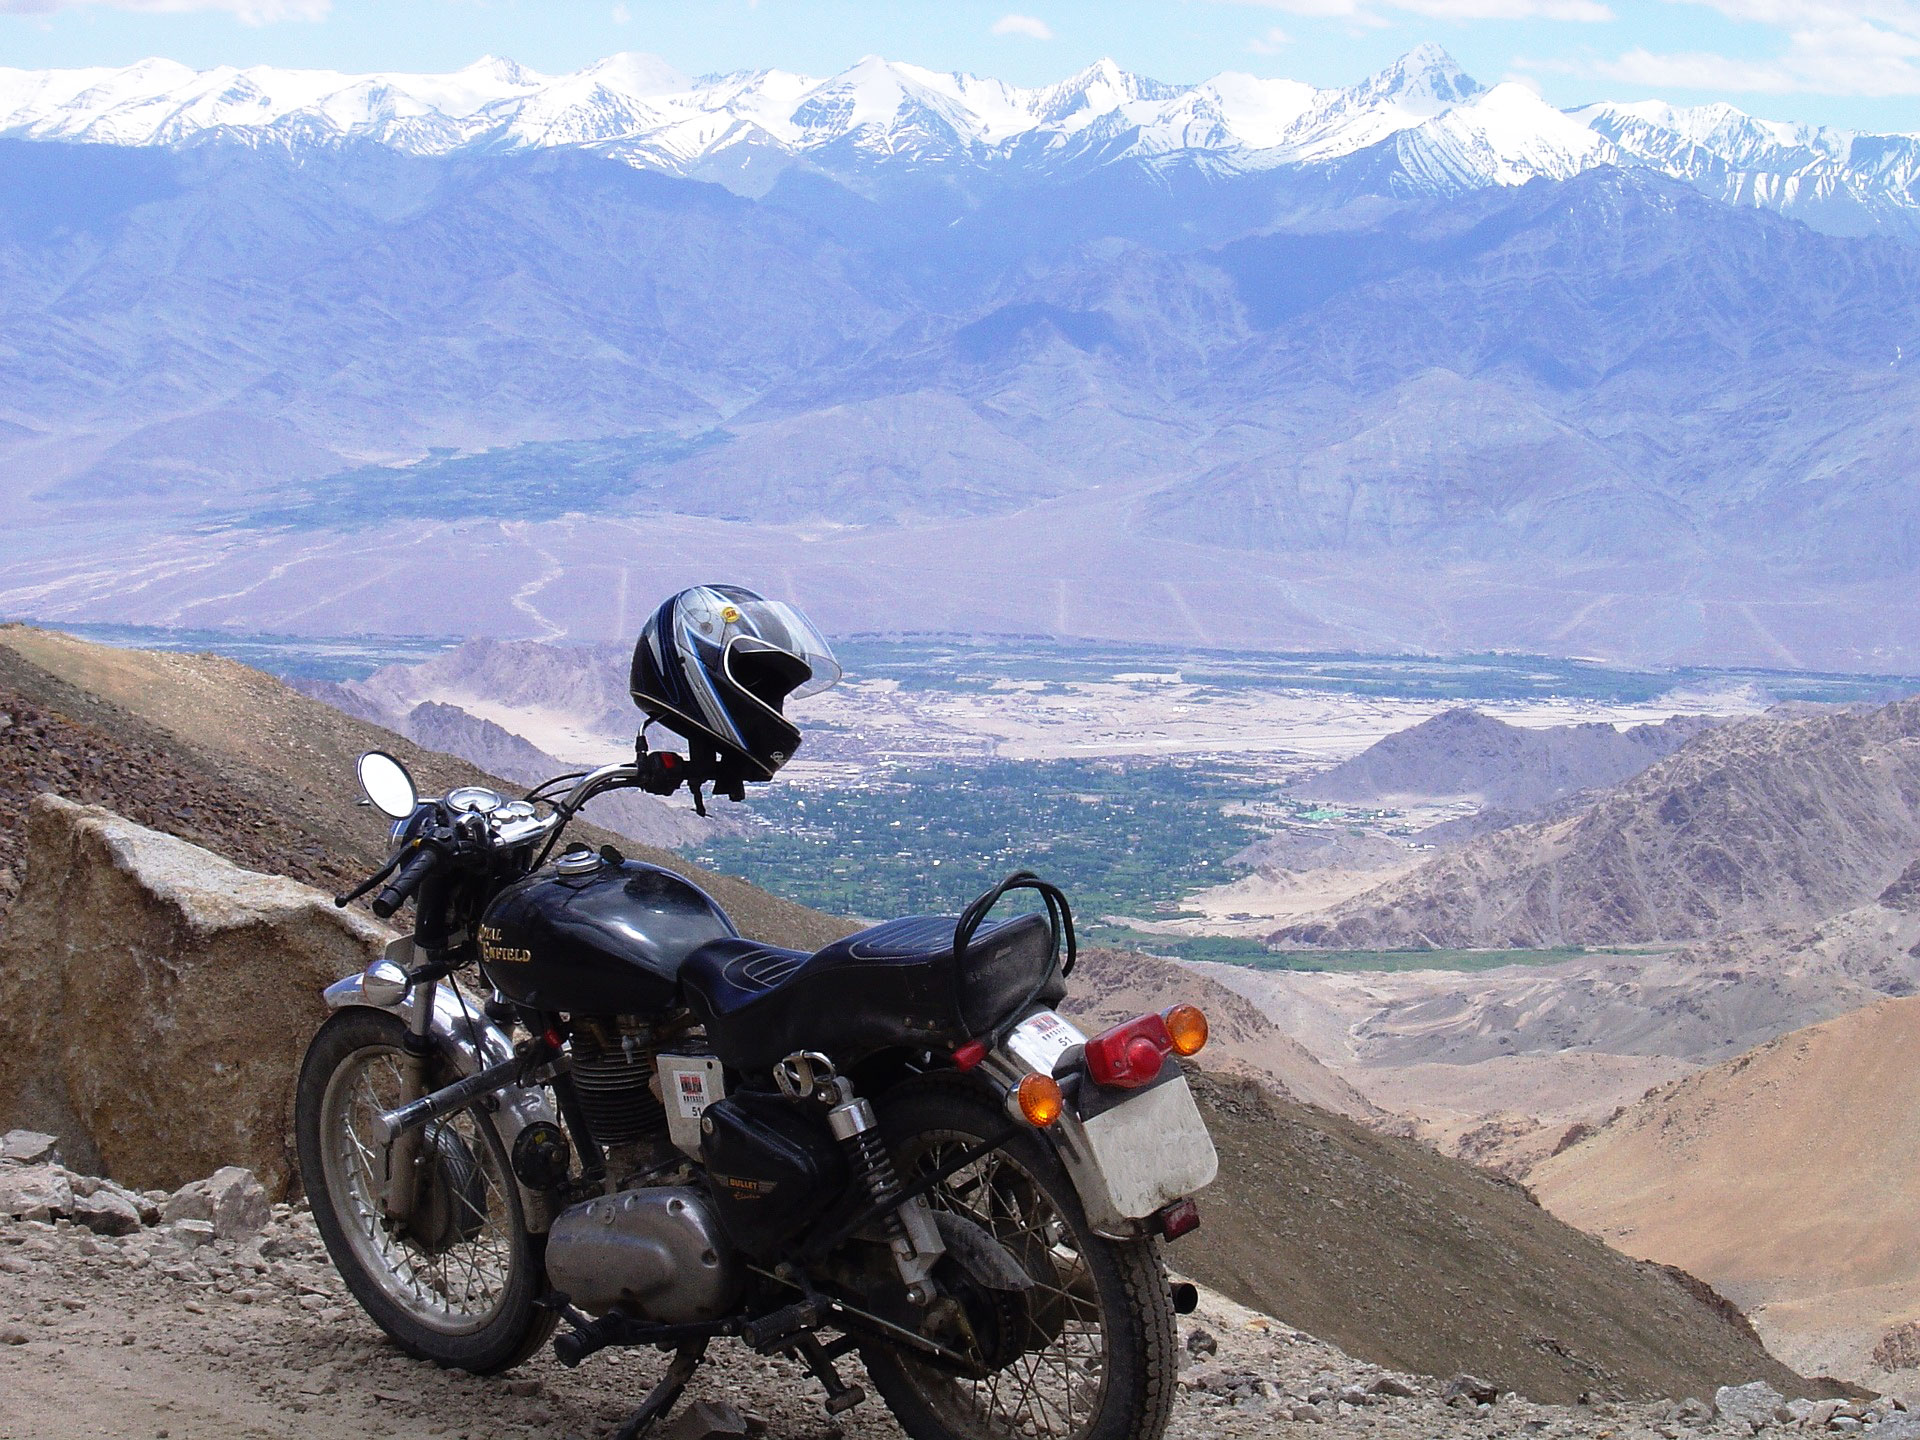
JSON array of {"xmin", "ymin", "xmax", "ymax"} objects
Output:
[{"xmin": 630, "ymin": 584, "xmax": 840, "ymax": 781}]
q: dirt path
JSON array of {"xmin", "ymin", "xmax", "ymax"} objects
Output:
[{"xmin": 4, "ymin": 1199, "xmax": 1870, "ymax": 1440}]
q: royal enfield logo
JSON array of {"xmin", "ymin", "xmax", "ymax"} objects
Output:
[{"xmin": 476, "ymin": 923, "xmax": 532, "ymax": 966}]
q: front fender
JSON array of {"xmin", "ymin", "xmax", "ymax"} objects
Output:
[{"xmin": 324, "ymin": 943, "xmax": 560, "ymax": 1231}]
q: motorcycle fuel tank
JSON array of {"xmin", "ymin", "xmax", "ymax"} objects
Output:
[{"xmin": 480, "ymin": 854, "xmax": 737, "ymax": 1015}]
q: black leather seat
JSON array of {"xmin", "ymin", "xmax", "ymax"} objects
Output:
[{"xmin": 680, "ymin": 913, "xmax": 1063, "ymax": 1073}]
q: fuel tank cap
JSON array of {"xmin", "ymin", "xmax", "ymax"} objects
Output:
[{"xmin": 555, "ymin": 846, "xmax": 601, "ymax": 876}]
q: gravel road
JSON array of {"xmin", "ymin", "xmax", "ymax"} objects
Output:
[{"xmin": 3, "ymin": 1194, "xmax": 1883, "ymax": 1440}]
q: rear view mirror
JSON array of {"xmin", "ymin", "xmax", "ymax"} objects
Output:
[{"xmin": 356, "ymin": 750, "xmax": 418, "ymax": 820}]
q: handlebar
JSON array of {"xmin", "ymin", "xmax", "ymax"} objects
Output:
[{"xmin": 371, "ymin": 845, "xmax": 441, "ymax": 920}]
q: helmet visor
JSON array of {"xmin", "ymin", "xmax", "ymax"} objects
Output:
[{"xmin": 680, "ymin": 587, "xmax": 841, "ymax": 700}]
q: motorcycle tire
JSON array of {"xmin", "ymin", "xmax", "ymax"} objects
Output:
[
  {"xmin": 860, "ymin": 1083, "xmax": 1179, "ymax": 1440},
  {"xmin": 294, "ymin": 1006, "xmax": 554, "ymax": 1374}
]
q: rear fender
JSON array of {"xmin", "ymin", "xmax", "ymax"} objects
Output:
[{"xmin": 323, "ymin": 942, "xmax": 559, "ymax": 1232}]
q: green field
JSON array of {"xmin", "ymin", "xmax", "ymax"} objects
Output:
[{"xmin": 1086, "ymin": 928, "xmax": 1607, "ymax": 972}]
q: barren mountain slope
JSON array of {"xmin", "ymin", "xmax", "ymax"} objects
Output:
[
  {"xmin": 1531, "ymin": 996, "xmax": 1920, "ymax": 1391},
  {"xmin": 1273, "ymin": 698, "xmax": 1920, "ymax": 950},
  {"xmin": 1179, "ymin": 1072, "xmax": 1827, "ymax": 1405},
  {"xmin": 1294, "ymin": 708, "xmax": 1715, "ymax": 814},
  {"xmin": 0, "ymin": 625, "xmax": 844, "ymax": 951}
]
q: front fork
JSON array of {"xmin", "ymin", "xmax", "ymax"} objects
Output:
[{"xmin": 381, "ymin": 974, "xmax": 437, "ymax": 1226}]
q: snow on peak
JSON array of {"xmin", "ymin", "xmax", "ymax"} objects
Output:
[{"xmin": 0, "ymin": 46, "xmax": 1914, "ymax": 228}]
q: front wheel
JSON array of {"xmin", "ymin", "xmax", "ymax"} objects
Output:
[
  {"xmin": 293, "ymin": 1006, "xmax": 554, "ymax": 1373},
  {"xmin": 861, "ymin": 1084, "xmax": 1179, "ymax": 1440}
]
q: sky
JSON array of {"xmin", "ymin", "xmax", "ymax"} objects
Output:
[{"xmin": 0, "ymin": 0, "xmax": 1916, "ymax": 134}]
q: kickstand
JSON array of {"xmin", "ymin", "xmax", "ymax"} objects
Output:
[
  {"xmin": 609, "ymin": 1339, "xmax": 709, "ymax": 1440},
  {"xmin": 793, "ymin": 1334, "xmax": 867, "ymax": 1417}
]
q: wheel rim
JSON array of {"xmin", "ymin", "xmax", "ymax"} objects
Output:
[
  {"xmin": 894, "ymin": 1128, "xmax": 1111, "ymax": 1440},
  {"xmin": 318, "ymin": 1042, "xmax": 520, "ymax": 1334}
]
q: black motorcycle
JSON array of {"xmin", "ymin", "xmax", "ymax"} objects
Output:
[{"xmin": 294, "ymin": 743, "xmax": 1219, "ymax": 1440}]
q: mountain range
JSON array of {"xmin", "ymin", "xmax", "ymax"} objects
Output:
[
  {"xmin": 4, "ymin": 47, "xmax": 1917, "ymax": 243},
  {"xmin": 0, "ymin": 47, "xmax": 1917, "ymax": 667}
]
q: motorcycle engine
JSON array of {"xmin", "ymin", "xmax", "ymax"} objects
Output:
[{"xmin": 545, "ymin": 1187, "xmax": 742, "ymax": 1322}]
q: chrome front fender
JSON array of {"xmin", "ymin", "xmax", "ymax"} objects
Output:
[{"xmin": 323, "ymin": 943, "xmax": 560, "ymax": 1232}]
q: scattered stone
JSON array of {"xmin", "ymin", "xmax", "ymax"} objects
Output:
[
  {"xmin": 1867, "ymin": 1417, "xmax": 1920, "ymax": 1440},
  {"xmin": 0, "ymin": 1325, "xmax": 28, "ymax": 1345},
  {"xmin": 1185, "ymin": 1326, "xmax": 1219, "ymax": 1358},
  {"xmin": 0, "ymin": 1164, "xmax": 73, "ymax": 1222},
  {"xmin": 1715, "ymin": 1381, "xmax": 1785, "ymax": 1432},
  {"xmin": 0, "ymin": 1130, "xmax": 58, "ymax": 1165},
  {"xmin": 167, "ymin": 1220, "xmax": 216, "ymax": 1250},
  {"xmin": 659, "ymin": 1400, "xmax": 751, "ymax": 1440},
  {"xmin": 1369, "ymin": 1375, "xmax": 1421, "ymax": 1398},
  {"xmin": 1675, "ymin": 1396, "xmax": 1715, "ymax": 1425},
  {"xmin": 1447, "ymin": 1375, "xmax": 1501, "ymax": 1407},
  {"xmin": 163, "ymin": 1168, "xmax": 269, "ymax": 1241},
  {"xmin": 72, "ymin": 1187, "xmax": 143, "ymax": 1237},
  {"xmin": 505, "ymin": 1379, "xmax": 542, "ymax": 1398}
]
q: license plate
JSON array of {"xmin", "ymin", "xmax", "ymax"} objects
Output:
[
  {"xmin": 1080, "ymin": 1076, "xmax": 1219, "ymax": 1220},
  {"xmin": 1007, "ymin": 1010, "xmax": 1086, "ymax": 1076}
]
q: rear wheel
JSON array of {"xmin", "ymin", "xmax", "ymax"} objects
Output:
[
  {"xmin": 861, "ymin": 1086, "xmax": 1178, "ymax": 1440},
  {"xmin": 294, "ymin": 1007, "xmax": 554, "ymax": 1373}
]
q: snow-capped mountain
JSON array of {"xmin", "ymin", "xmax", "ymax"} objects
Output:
[{"xmin": 1, "ymin": 43, "xmax": 1916, "ymax": 238}]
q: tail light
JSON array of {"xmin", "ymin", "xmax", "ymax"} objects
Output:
[{"xmin": 1084, "ymin": 1012, "xmax": 1174, "ymax": 1089}]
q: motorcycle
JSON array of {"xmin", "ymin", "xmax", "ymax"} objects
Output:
[{"xmin": 294, "ymin": 737, "xmax": 1219, "ymax": 1440}]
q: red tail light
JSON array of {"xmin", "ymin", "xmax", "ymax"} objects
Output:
[{"xmin": 1084, "ymin": 1012, "xmax": 1174, "ymax": 1090}]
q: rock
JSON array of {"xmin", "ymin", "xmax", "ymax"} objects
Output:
[
  {"xmin": 0, "ymin": 1324, "xmax": 28, "ymax": 1345},
  {"xmin": 0, "ymin": 1129, "xmax": 58, "ymax": 1165},
  {"xmin": 659, "ymin": 1400, "xmax": 751, "ymax": 1440},
  {"xmin": 72, "ymin": 1187, "xmax": 142, "ymax": 1236},
  {"xmin": 1867, "ymin": 1417, "xmax": 1920, "ymax": 1440},
  {"xmin": 1675, "ymin": 1397, "xmax": 1714, "ymax": 1424},
  {"xmin": 1715, "ymin": 1381, "xmax": 1785, "ymax": 1432},
  {"xmin": 167, "ymin": 1219, "xmax": 216, "ymax": 1249},
  {"xmin": 1446, "ymin": 1375, "xmax": 1501, "ymax": 1406},
  {"xmin": 1833, "ymin": 1419, "xmax": 1863, "ymax": 1433},
  {"xmin": 163, "ymin": 1168, "xmax": 270, "ymax": 1240},
  {"xmin": 0, "ymin": 1164, "xmax": 73, "ymax": 1221},
  {"xmin": 1369, "ymin": 1375, "xmax": 1420, "ymax": 1398},
  {"xmin": 1185, "ymin": 1327, "xmax": 1219, "ymax": 1358},
  {"xmin": 0, "ymin": 797, "xmax": 389, "ymax": 1194}
]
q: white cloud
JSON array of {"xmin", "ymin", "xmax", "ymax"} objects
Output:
[
  {"xmin": 1587, "ymin": 0, "xmax": 1920, "ymax": 96},
  {"xmin": 1248, "ymin": 23, "xmax": 1293, "ymax": 52},
  {"xmin": 991, "ymin": 13, "xmax": 1054, "ymax": 40},
  {"xmin": 610, "ymin": 1, "xmax": 630, "ymax": 23},
  {"xmin": 0, "ymin": 0, "xmax": 328, "ymax": 20}
]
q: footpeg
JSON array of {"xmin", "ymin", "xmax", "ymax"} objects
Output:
[{"xmin": 742, "ymin": 1296, "xmax": 827, "ymax": 1351}]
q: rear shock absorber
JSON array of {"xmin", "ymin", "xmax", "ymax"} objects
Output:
[{"xmin": 826, "ymin": 1080, "xmax": 943, "ymax": 1301}]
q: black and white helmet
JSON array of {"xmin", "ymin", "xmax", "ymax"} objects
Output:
[{"xmin": 629, "ymin": 584, "xmax": 840, "ymax": 781}]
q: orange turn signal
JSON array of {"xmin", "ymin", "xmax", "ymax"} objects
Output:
[
  {"xmin": 1163, "ymin": 1004, "xmax": 1209, "ymax": 1057},
  {"xmin": 1016, "ymin": 1073, "xmax": 1065, "ymax": 1128}
]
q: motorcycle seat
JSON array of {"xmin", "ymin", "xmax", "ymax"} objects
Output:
[{"xmin": 679, "ymin": 912, "xmax": 1062, "ymax": 1073}]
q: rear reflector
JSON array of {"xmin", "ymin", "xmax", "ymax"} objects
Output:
[
  {"xmin": 1155, "ymin": 1197, "xmax": 1201, "ymax": 1241},
  {"xmin": 952, "ymin": 1039, "xmax": 990, "ymax": 1072},
  {"xmin": 1084, "ymin": 1012, "xmax": 1174, "ymax": 1090}
]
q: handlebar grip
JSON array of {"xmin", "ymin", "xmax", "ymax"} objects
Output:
[{"xmin": 371, "ymin": 846, "xmax": 440, "ymax": 920}]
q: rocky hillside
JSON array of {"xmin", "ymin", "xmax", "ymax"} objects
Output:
[
  {"xmin": 1273, "ymin": 698, "xmax": 1920, "ymax": 950},
  {"xmin": 0, "ymin": 625, "xmax": 838, "ymax": 950},
  {"xmin": 1293, "ymin": 708, "xmax": 1715, "ymax": 816},
  {"xmin": 1532, "ymin": 995, "xmax": 1920, "ymax": 1394}
]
